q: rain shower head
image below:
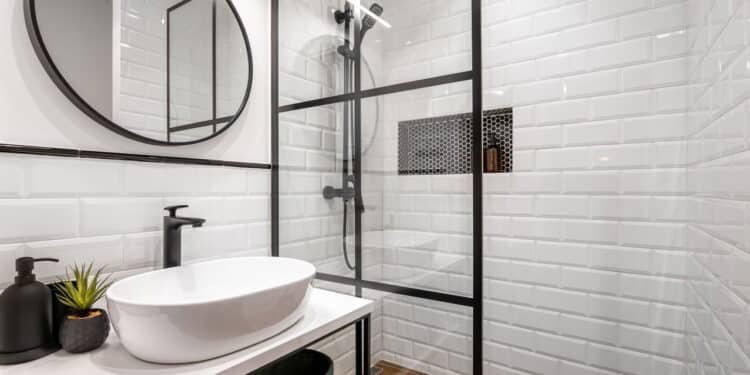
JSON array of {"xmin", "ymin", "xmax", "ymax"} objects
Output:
[
  {"xmin": 335, "ymin": 2, "xmax": 387, "ymax": 45},
  {"xmin": 360, "ymin": 3, "xmax": 384, "ymax": 38}
]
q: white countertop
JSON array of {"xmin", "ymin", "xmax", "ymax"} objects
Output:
[{"xmin": 5, "ymin": 288, "xmax": 373, "ymax": 375}]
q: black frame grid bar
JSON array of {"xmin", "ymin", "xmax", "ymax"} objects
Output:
[
  {"xmin": 316, "ymin": 273, "xmax": 475, "ymax": 307},
  {"xmin": 166, "ymin": 6, "xmax": 171, "ymax": 141},
  {"xmin": 278, "ymin": 70, "xmax": 473, "ymax": 113},
  {"xmin": 271, "ymin": 0, "xmax": 482, "ymax": 373},
  {"xmin": 270, "ymin": 0, "xmax": 279, "ymax": 257},
  {"xmin": 471, "ymin": 0, "xmax": 484, "ymax": 372},
  {"xmin": 211, "ymin": 0, "xmax": 217, "ymax": 134},
  {"xmin": 353, "ymin": 8, "xmax": 365, "ymax": 373}
]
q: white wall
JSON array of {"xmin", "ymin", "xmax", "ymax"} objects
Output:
[
  {"xmin": 0, "ymin": 0, "xmax": 269, "ymax": 163},
  {"xmin": 481, "ymin": 1, "xmax": 691, "ymax": 374},
  {"xmin": 685, "ymin": 0, "xmax": 750, "ymax": 374}
]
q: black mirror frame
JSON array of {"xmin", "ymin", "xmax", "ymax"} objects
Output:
[{"xmin": 23, "ymin": 0, "xmax": 253, "ymax": 146}]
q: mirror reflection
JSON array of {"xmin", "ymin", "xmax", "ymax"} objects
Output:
[{"xmin": 30, "ymin": 0, "xmax": 252, "ymax": 144}]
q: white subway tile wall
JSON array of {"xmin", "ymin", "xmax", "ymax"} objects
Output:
[
  {"xmin": 482, "ymin": 0, "xmax": 693, "ymax": 373},
  {"xmin": 685, "ymin": 0, "xmax": 750, "ymax": 374},
  {"xmin": 0, "ymin": 154, "xmax": 270, "ymax": 289}
]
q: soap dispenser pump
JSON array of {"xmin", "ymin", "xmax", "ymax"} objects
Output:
[{"xmin": 0, "ymin": 257, "xmax": 60, "ymax": 364}]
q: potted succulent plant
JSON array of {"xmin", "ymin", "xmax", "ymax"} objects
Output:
[{"xmin": 53, "ymin": 263, "xmax": 113, "ymax": 353}]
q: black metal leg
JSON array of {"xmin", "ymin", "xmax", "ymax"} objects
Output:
[
  {"xmin": 363, "ymin": 315, "xmax": 371, "ymax": 375},
  {"xmin": 355, "ymin": 314, "xmax": 372, "ymax": 375},
  {"xmin": 356, "ymin": 320, "xmax": 363, "ymax": 375}
]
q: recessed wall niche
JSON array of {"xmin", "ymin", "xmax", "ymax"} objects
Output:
[{"xmin": 398, "ymin": 108, "xmax": 513, "ymax": 175}]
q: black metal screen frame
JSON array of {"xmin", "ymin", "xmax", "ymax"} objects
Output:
[{"xmin": 271, "ymin": 1, "xmax": 483, "ymax": 373}]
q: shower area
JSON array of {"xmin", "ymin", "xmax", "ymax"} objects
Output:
[
  {"xmin": 274, "ymin": 0, "xmax": 481, "ymax": 374},
  {"xmin": 273, "ymin": 0, "xmax": 750, "ymax": 375}
]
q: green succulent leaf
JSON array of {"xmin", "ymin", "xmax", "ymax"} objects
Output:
[{"xmin": 54, "ymin": 262, "xmax": 113, "ymax": 313}]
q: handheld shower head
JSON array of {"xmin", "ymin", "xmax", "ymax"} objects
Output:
[{"xmin": 360, "ymin": 3, "xmax": 383, "ymax": 39}]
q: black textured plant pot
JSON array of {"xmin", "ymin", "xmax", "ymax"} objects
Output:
[{"xmin": 59, "ymin": 309, "xmax": 110, "ymax": 353}]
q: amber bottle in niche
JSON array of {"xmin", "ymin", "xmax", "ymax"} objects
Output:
[
  {"xmin": 485, "ymin": 133, "xmax": 499, "ymax": 173},
  {"xmin": 496, "ymin": 133, "xmax": 505, "ymax": 172}
]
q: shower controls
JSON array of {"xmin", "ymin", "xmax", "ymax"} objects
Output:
[
  {"xmin": 329, "ymin": 1, "xmax": 385, "ymax": 272},
  {"xmin": 323, "ymin": 185, "xmax": 355, "ymax": 201},
  {"xmin": 334, "ymin": 9, "xmax": 351, "ymax": 25}
]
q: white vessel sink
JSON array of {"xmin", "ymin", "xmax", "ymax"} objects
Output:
[{"xmin": 106, "ymin": 257, "xmax": 315, "ymax": 364}]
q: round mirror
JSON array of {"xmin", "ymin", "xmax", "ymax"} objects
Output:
[{"xmin": 25, "ymin": 0, "xmax": 252, "ymax": 146}]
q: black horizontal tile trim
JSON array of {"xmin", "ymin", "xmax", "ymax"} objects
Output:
[
  {"xmin": 0, "ymin": 144, "xmax": 79, "ymax": 158},
  {"xmin": 278, "ymin": 71, "xmax": 473, "ymax": 113},
  {"xmin": 220, "ymin": 160, "xmax": 272, "ymax": 169},
  {"xmin": 79, "ymin": 150, "xmax": 166, "ymax": 163},
  {"xmin": 0, "ymin": 143, "xmax": 271, "ymax": 170},
  {"xmin": 315, "ymin": 272, "xmax": 476, "ymax": 307}
]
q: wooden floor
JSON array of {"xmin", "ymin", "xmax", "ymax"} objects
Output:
[{"xmin": 372, "ymin": 360, "xmax": 428, "ymax": 375}]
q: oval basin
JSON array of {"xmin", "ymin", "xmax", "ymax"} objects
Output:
[{"xmin": 106, "ymin": 257, "xmax": 315, "ymax": 364}]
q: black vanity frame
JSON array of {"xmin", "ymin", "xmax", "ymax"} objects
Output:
[
  {"xmin": 252, "ymin": 313, "xmax": 371, "ymax": 375},
  {"xmin": 270, "ymin": 1, "xmax": 484, "ymax": 374},
  {"xmin": 23, "ymin": 0, "xmax": 253, "ymax": 146}
]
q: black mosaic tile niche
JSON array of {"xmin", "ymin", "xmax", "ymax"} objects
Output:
[{"xmin": 398, "ymin": 108, "xmax": 513, "ymax": 175}]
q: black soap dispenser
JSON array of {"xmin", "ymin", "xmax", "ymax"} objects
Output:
[{"xmin": 0, "ymin": 257, "xmax": 60, "ymax": 364}]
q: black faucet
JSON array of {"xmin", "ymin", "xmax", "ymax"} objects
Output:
[{"xmin": 163, "ymin": 205, "xmax": 205, "ymax": 268}]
